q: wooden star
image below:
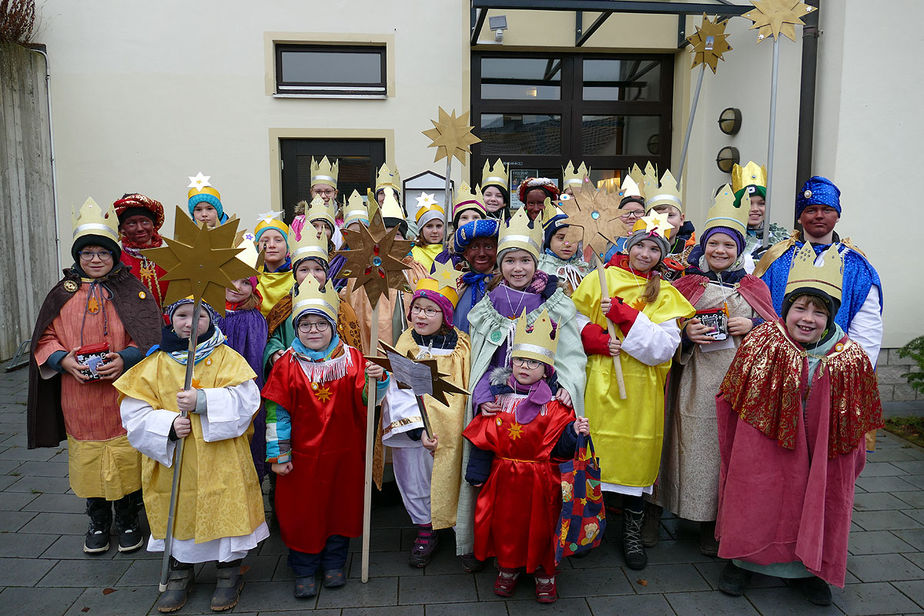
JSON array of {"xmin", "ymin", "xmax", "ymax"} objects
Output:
[
  {"xmin": 422, "ymin": 107, "xmax": 481, "ymax": 164},
  {"xmin": 744, "ymin": 0, "xmax": 815, "ymax": 43},
  {"xmin": 687, "ymin": 14, "xmax": 732, "ymax": 73},
  {"xmin": 142, "ymin": 206, "xmax": 258, "ymax": 315},
  {"xmin": 335, "ymin": 209, "xmax": 413, "ymax": 309},
  {"xmin": 557, "ymin": 186, "xmax": 632, "ymax": 261}
]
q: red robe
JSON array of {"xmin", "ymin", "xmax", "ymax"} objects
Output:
[
  {"xmin": 463, "ymin": 395, "xmax": 575, "ymax": 573},
  {"xmin": 715, "ymin": 321, "xmax": 883, "ymax": 587},
  {"xmin": 261, "ymin": 345, "xmax": 367, "ymax": 553},
  {"xmin": 120, "ymin": 249, "xmax": 169, "ymax": 310}
]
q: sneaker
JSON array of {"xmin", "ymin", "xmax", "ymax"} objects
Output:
[
  {"xmin": 717, "ymin": 561, "xmax": 751, "ymax": 597},
  {"xmin": 793, "ymin": 575, "xmax": 832, "ymax": 606},
  {"xmin": 84, "ymin": 498, "xmax": 112, "ymax": 554},
  {"xmin": 460, "ymin": 553, "xmax": 486, "ymax": 573},
  {"xmin": 114, "ymin": 492, "xmax": 144, "ymax": 553},
  {"xmin": 494, "ymin": 568, "xmax": 520, "ymax": 597},
  {"xmin": 535, "ymin": 572, "xmax": 557, "ymax": 603},
  {"xmin": 409, "ymin": 525, "xmax": 438, "ymax": 568}
]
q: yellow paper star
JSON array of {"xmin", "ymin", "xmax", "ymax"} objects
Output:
[
  {"xmin": 507, "ymin": 421, "xmax": 524, "ymax": 440},
  {"xmin": 430, "ymin": 259, "xmax": 462, "ymax": 291},
  {"xmin": 744, "ymin": 0, "xmax": 815, "ymax": 43},
  {"xmin": 422, "ymin": 107, "xmax": 481, "ymax": 164},
  {"xmin": 640, "ymin": 210, "xmax": 672, "ymax": 236},
  {"xmin": 687, "ymin": 14, "xmax": 732, "ymax": 73},
  {"xmin": 336, "ymin": 209, "xmax": 413, "ymax": 309},
  {"xmin": 142, "ymin": 206, "xmax": 258, "ymax": 316}
]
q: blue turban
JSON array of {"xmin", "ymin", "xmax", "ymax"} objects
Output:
[
  {"xmin": 796, "ymin": 176, "xmax": 841, "ymax": 218},
  {"xmin": 454, "ymin": 219, "xmax": 499, "ymax": 255}
]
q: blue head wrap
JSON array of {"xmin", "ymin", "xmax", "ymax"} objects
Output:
[
  {"xmin": 796, "ymin": 176, "xmax": 841, "ymax": 218},
  {"xmin": 454, "ymin": 219, "xmax": 499, "ymax": 256},
  {"xmin": 542, "ymin": 213, "xmax": 569, "ymax": 250}
]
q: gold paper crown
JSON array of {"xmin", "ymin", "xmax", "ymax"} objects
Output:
[
  {"xmin": 375, "ymin": 163, "xmax": 401, "ymax": 193},
  {"xmin": 233, "ymin": 235, "xmax": 262, "ymax": 270},
  {"xmin": 512, "ymin": 308, "xmax": 557, "ymax": 365},
  {"xmin": 453, "ymin": 182, "xmax": 487, "ymax": 218},
  {"xmin": 785, "ymin": 242, "xmax": 843, "ymax": 302},
  {"xmin": 342, "ymin": 190, "xmax": 369, "ymax": 227},
  {"xmin": 481, "ymin": 158, "xmax": 509, "ymax": 190},
  {"xmin": 310, "ymin": 156, "xmax": 339, "ymax": 189},
  {"xmin": 563, "ymin": 161, "xmax": 590, "ymax": 189},
  {"xmin": 380, "ymin": 187, "xmax": 405, "ymax": 221},
  {"xmin": 415, "ymin": 260, "xmax": 461, "ymax": 307},
  {"xmin": 703, "ymin": 184, "xmax": 749, "ymax": 237},
  {"xmin": 498, "ymin": 207, "xmax": 543, "ymax": 260},
  {"xmin": 618, "ymin": 175, "xmax": 642, "ymax": 200},
  {"xmin": 644, "ymin": 169, "xmax": 684, "ymax": 214},
  {"xmin": 72, "ymin": 197, "xmax": 120, "ymax": 245},
  {"xmin": 731, "ymin": 161, "xmax": 767, "ymax": 194},
  {"xmin": 292, "ymin": 273, "xmax": 340, "ymax": 326},
  {"xmin": 305, "ymin": 195, "xmax": 336, "ymax": 229},
  {"xmin": 632, "ymin": 210, "xmax": 675, "ymax": 240},
  {"xmin": 289, "ymin": 226, "xmax": 329, "ymax": 265}
]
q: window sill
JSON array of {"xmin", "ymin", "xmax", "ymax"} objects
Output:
[{"xmin": 273, "ymin": 93, "xmax": 388, "ymax": 100}]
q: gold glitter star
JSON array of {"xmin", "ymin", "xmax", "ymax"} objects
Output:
[
  {"xmin": 315, "ymin": 385, "xmax": 332, "ymax": 403},
  {"xmin": 142, "ymin": 206, "xmax": 258, "ymax": 316},
  {"xmin": 640, "ymin": 211, "xmax": 672, "ymax": 236},
  {"xmin": 430, "ymin": 259, "xmax": 462, "ymax": 291},
  {"xmin": 507, "ymin": 422, "xmax": 524, "ymax": 440},
  {"xmin": 335, "ymin": 209, "xmax": 413, "ymax": 309},
  {"xmin": 422, "ymin": 107, "xmax": 481, "ymax": 164},
  {"xmin": 687, "ymin": 14, "xmax": 732, "ymax": 73},
  {"xmin": 558, "ymin": 188, "xmax": 632, "ymax": 260},
  {"xmin": 744, "ymin": 0, "xmax": 815, "ymax": 43}
]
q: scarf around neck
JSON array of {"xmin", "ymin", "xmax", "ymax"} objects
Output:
[{"xmin": 156, "ymin": 324, "xmax": 227, "ymax": 365}]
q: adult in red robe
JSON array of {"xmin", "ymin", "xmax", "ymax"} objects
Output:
[{"xmin": 113, "ymin": 193, "xmax": 170, "ymax": 309}]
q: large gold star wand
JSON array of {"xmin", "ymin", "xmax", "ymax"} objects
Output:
[
  {"xmin": 422, "ymin": 107, "xmax": 481, "ymax": 242},
  {"xmin": 140, "ymin": 206, "xmax": 258, "ymax": 593},
  {"xmin": 743, "ymin": 0, "xmax": 816, "ymax": 246},
  {"xmin": 679, "ymin": 14, "xmax": 733, "ymax": 181}
]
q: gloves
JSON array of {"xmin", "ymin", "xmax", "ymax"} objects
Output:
[
  {"xmin": 581, "ymin": 323, "xmax": 612, "ymax": 356},
  {"xmin": 606, "ymin": 297, "xmax": 640, "ymax": 335}
]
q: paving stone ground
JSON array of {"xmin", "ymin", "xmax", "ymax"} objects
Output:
[{"xmin": 1, "ymin": 366, "xmax": 923, "ymax": 615}]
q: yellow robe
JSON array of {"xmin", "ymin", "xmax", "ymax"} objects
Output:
[
  {"xmin": 114, "ymin": 346, "xmax": 264, "ymax": 542},
  {"xmin": 411, "ymin": 243, "xmax": 443, "ymax": 273},
  {"xmin": 571, "ymin": 267, "xmax": 694, "ymax": 487},
  {"xmin": 389, "ymin": 328, "xmax": 471, "ymax": 529},
  {"xmin": 257, "ymin": 269, "xmax": 293, "ymax": 318}
]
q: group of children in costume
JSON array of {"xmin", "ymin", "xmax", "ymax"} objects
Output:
[{"xmin": 26, "ymin": 154, "xmax": 882, "ymax": 611}]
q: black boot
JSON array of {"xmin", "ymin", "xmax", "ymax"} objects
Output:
[
  {"xmin": 211, "ymin": 559, "xmax": 244, "ymax": 612},
  {"xmin": 157, "ymin": 559, "xmax": 194, "ymax": 613},
  {"xmin": 84, "ymin": 498, "xmax": 112, "ymax": 554},
  {"xmin": 793, "ymin": 575, "xmax": 832, "ymax": 606},
  {"xmin": 622, "ymin": 508, "xmax": 648, "ymax": 570},
  {"xmin": 699, "ymin": 520, "xmax": 719, "ymax": 557},
  {"xmin": 718, "ymin": 561, "xmax": 751, "ymax": 596},
  {"xmin": 113, "ymin": 490, "xmax": 144, "ymax": 553}
]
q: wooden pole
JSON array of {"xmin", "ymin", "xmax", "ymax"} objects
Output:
[
  {"xmin": 158, "ymin": 301, "xmax": 201, "ymax": 592},
  {"xmin": 360, "ymin": 303, "xmax": 380, "ymax": 583},
  {"xmin": 594, "ymin": 255, "xmax": 626, "ymax": 400}
]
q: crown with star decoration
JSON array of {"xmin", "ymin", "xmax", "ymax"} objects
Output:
[
  {"xmin": 704, "ymin": 184, "xmax": 748, "ymax": 237},
  {"xmin": 644, "ymin": 169, "xmax": 684, "ymax": 214},
  {"xmin": 498, "ymin": 207, "xmax": 543, "ymax": 261},
  {"xmin": 731, "ymin": 161, "xmax": 767, "ymax": 194},
  {"xmin": 72, "ymin": 197, "xmax": 120, "ymax": 245},
  {"xmin": 187, "ymin": 172, "xmax": 221, "ymax": 208},
  {"xmin": 415, "ymin": 260, "xmax": 461, "ymax": 307},
  {"xmin": 413, "ymin": 192, "xmax": 445, "ymax": 228},
  {"xmin": 632, "ymin": 210, "xmax": 675, "ymax": 241},
  {"xmin": 289, "ymin": 225, "xmax": 329, "ymax": 265},
  {"xmin": 375, "ymin": 163, "xmax": 401, "ymax": 193},
  {"xmin": 481, "ymin": 158, "xmax": 509, "ymax": 191},
  {"xmin": 292, "ymin": 270, "xmax": 340, "ymax": 325},
  {"xmin": 785, "ymin": 241, "xmax": 843, "ymax": 302},
  {"xmin": 304, "ymin": 195, "xmax": 337, "ymax": 229},
  {"xmin": 563, "ymin": 161, "xmax": 591, "ymax": 190},
  {"xmin": 512, "ymin": 308, "xmax": 557, "ymax": 366},
  {"xmin": 342, "ymin": 190, "xmax": 369, "ymax": 228},
  {"xmin": 310, "ymin": 156, "xmax": 339, "ymax": 189}
]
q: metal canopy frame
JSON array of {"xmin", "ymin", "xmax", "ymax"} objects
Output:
[{"xmin": 470, "ymin": 0, "xmax": 750, "ymax": 47}]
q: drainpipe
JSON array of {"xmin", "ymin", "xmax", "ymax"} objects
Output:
[
  {"xmin": 794, "ymin": 0, "xmax": 820, "ymax": 227},
  {"xmin": 29, "ymin": 46, "xmax": 61, "ymax": 271}
]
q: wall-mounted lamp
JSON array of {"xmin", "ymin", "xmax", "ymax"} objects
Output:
[
  {"xmin": 646, "ymin": 134, "xmax": 660, "ymax": 156},
  {"xmin": 489, "ymin": 15, "xmax": 507, "ymax": 43},
  {"xmin": 718, "ymin": 107, "xmax": 742, "ymax": 135},
  {"xmin": 716, "ymin": 146, "xmax": 740, "ymax": 173}
]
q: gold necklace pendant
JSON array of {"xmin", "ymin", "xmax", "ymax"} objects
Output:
[{"xmin": 87, "ymin": 296, "xmax": 101, "ymax": 314}]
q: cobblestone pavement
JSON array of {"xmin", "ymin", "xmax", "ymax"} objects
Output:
[{"xmin": 2, "ymin": 366, "xmax": 924, "ymax": 615}]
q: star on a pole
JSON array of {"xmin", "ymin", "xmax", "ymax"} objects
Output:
[
  {"xmin": 557, "ymin": 187, "xmax": 632, "ymax": 260},
  {"xmin": 744, "ymin": 0, "xmax": 815, "ymax": 42},
  {"xmin": 687, "ymin": 14, "xmax": 732, "ymax": 73},
  {"xmin": 187, "ymin": 172, "xmax": 211, "ymax": 191},
  {"xmin": 142, "ymin": 206, "xmax": 258, "ymax": 316},
  {"xmin": 336, "ymin": 209, "xmax": 413, "ymax": 309},
  {"xmin": 422, "ymin": 107, "xmax": 481, "ymax": 164}
]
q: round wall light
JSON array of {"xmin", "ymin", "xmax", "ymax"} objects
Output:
[
  {"xmin": 716, "ymin": 146, "xmax": 740, "ymax": 173},
  {"xmin": 718, "ymin": 107, "xmax": 742, "ymax": 135}
]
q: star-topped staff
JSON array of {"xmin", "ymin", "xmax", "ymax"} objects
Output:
[
  {"xmin": 556, "ymin": 188, "xmax": 633, "ymax": 399},
  {"xmin": 422, "ymin": 107, "xmax": 481, "ymax": 242},
  {"xmin": 679, "ymin": 14, "xmax": 732, "ymax": 181},
  {"xmin": 140, "ymin": 206, "xmax": 258, "ymax": 593},
  {"xmin": 333, "ymin": 207, "xmax": 412, "ymax": 583},
  {"xmin": 743, "ymin": 0, "xmax": 816, "ymax": 246}
]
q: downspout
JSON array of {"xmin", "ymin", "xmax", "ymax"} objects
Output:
[
  {"xmin": 29, "ymin": 46, "xmax": 61, "ymax": 271},
  {"xmin": 794, "ymin": 0, "xmax": 820, "ymax": 228}
]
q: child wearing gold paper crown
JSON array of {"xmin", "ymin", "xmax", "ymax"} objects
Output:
[
  {"xmin": 115, "ymin": 297, "xmax": 267, "ymax": 613},
  {"xmin": 262, "ymin": 276, "xmax": 389, "ymax": 599},
  {"xmin": 463, "ymin": 309, "xmax": 589, "ymax": 604},
  {"xmin": 381, "ymin": 264, "xmax": 471, "ymax": 568}
]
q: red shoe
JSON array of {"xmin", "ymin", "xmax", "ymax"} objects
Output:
[
  {"xmin": 494, "ymin": 568, "xmax": 520, "ymax": 597},
  {"xmin": 535, "ymin": 573, "xmax": 557, "ymax": 603}
]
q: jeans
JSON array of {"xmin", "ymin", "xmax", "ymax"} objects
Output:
[{"xmin": 288, "ymin": 535, "xmax": 350, "ymax": 577}]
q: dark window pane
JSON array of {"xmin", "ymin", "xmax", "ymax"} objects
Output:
[
  {"xmin": 583, "ymin": 59, "xmax": 660, "ymax": 101},
  {"xmin": 481, "ymin": 57, "xmax": 561, "ymax": 100},
  {"xmin": 582, "ymin": 115, "xmax": 660, "ymax": 156},
  {"xmin": 281, "ymin": 50, "xmax": 382, "ymax": 84},
  {"xmin": 295, "ymin": 155, "xmax": 374, "ymax": 202},
  {"xmin": 480, "ymin": 114, "xmax": 562, "ymax": 155}
]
